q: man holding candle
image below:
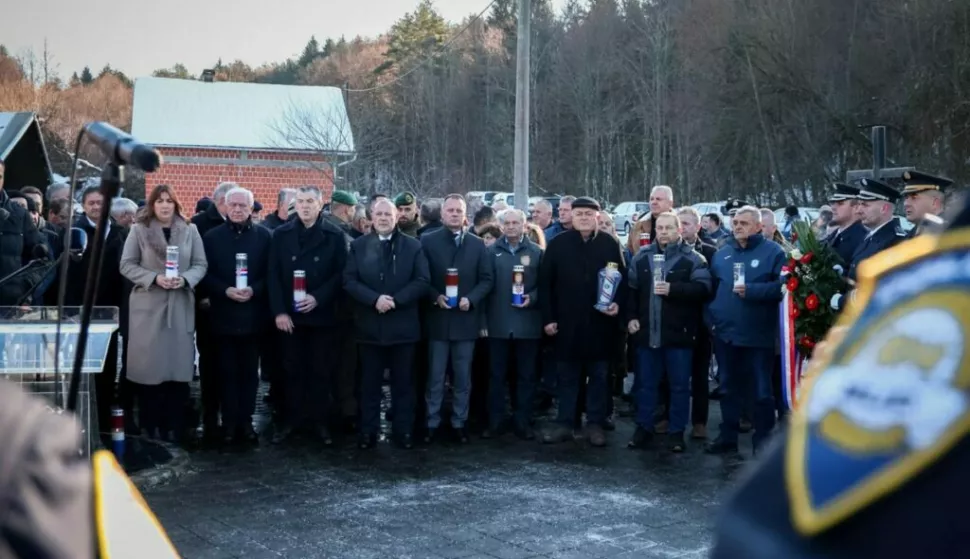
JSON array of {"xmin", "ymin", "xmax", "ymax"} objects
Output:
[
  {"xmin": 267, "ymin": 186, "xmax": 348, "ymax": 445},
  {"xmin": 201, "ymin": 187, "xmax": 272, "ymax": 447},
  {"xmin": 420, "ymin": 194, "xmax": 494, "ymax": 444},
  {"xmin": 539, "ymin": 196, "xmax": 627, "ymax": 447},
  {"xmin": 484, "ymin": 208, "xmax": 544, "ymax": 440},
  {"xmin": 343, "ymin": 198, "xmax": 429, "ymax": 449},
  {"xmin": 626, "ymin": 211, "xmax": 711, "ymax": 452},
  {"xmin": 705, "ymin": 205, "xmax": 786, "ymax": 455}
]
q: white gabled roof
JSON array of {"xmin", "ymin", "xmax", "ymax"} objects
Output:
[{"xmin": 131, "ymin": 77, "xmax": 354, "ymax": 154}]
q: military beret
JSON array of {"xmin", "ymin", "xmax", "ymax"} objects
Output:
[
  {"xmin": 394, "ymin": 191, "xmax": 417, "ymax": 207},
  {"xmin": 571, "ymin": 196, "xmax": 601, "ymax": 211},
  {"xmin": 900, "ymin": 170, "xmax": 953, "ymax": 196},
  {"xmin": 331, "ymin": 190, "xmax": 358, "ymax": 207},
  {"xmin": 253, "ymin": 201, "xmax": 263, "ymax": 213}
]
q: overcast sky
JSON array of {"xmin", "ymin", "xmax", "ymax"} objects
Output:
[{"xmin": 3, "ymin": 0, "xmax": 565, "ymax": 80}]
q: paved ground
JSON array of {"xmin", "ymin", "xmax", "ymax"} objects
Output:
[{"xmin": 143, "ymin": 396, "xmax": 752, "ymax": 559}]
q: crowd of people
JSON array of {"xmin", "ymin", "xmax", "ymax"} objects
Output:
[{"xmin": 0, "ymin": 155, "xmax": 953, "ymax": 457}]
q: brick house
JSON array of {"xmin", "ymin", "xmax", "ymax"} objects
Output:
[{"xmin": 131, "ymin": 77, "xmax": 355, "ymax": 211}]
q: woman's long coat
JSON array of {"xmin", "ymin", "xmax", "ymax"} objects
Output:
[{"xmin": 120, "ymin": 217, "xmax": 207, "ymax": 385}]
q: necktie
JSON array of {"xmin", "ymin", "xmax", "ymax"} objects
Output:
[{"xmin": 455, "ymin": 233, "xmax": 461, "ymax": 247}]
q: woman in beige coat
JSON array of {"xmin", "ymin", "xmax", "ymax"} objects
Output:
[{"xmin": 120, "ymin": 184, "xmax": 207, "ymax": 443}]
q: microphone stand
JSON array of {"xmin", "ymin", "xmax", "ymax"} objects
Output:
[
  {"xmin": 0, "ymin": 258, "xmax": 47, "ymax": 291},
  {"xmin": 66, "ymin": 162, "xmax": 121, "ymax": 412}
]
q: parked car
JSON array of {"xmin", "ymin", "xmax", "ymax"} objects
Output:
[
  {"xmin": 774, "ymin": 207, "xmax": 820, "ymax": 226},
  {"xmin": 613, "ymin": 201, "xmax": 650, "ymax": 235},
  {"xmin": 691, "ymin": 202, "xmax": 729, "ymax": 223},
  {"xmin": 467, "ymin": 191, "xmax": 499, "ymax": 206}
]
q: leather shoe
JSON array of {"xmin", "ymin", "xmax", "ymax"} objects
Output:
[
  {"xmin": 358, "ymin": 434, "xmax": 377, "ymax": 449},
  {"xmin": 317, "ymin": 426, "xmax": 334, "ymax": 446},
  {"xmin": 271, "ymin": 425, "xmax": 293, "ymax": 445},
  {"xmin": 396, "ymin": 433, "xmax": 413, "ymax": 449},
  {"xmin": 453, "ymin": 428, "xmax": 469, "ymax": 444},
  {"xmin": 423, "ymin": 428, "xmax": 437, "ymax": 445}
]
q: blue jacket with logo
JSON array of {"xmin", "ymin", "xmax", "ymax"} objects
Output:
[{"xmin": 707, "ymin": 233, "xmax": 786, "ymax": 348}]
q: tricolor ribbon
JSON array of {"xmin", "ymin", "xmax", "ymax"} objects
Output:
[{"xmin": 780, "ymin": 289, "xmax": 808, "ymax": 409}]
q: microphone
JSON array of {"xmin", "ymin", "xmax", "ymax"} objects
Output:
[
  {"xmin": 68, "ymin": 227, "xmax": 88, "ymax": 257},
  {"xmin": 83, "ymin": 122, "xmax": 162, "ymax": 172}
]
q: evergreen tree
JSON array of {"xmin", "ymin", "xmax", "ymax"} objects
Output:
[
  {"xmin": 378, "ymin": 0, "xmax": 448, "ymax": 74},
  {"xmin": 298, "ymin": 36, "xmax": 320, "ymax": 67},
  {"xmin": 69, "ymin": 71, "xmax": 81, "ymax": 87},
  {"xmin": 322, "ymin": 38, "xmax": 336, "ymax": 58},
  {"xmin": 0, "ymin": 45, "xmax": 8, "ymax": 57},
  {"xmin": 80, "ymin": 66, "xmax": 94, "ymax": 84}
]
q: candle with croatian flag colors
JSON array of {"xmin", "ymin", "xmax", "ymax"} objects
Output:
[
  {"xmin": 111, "ymin": 406, "xmax": 125, "ymax": 461},
  {"xmin": 652, "ymin": 254, "xmax": 665, "ymax": 285},
  {"xmin": 733, "ymin": 262, "xmax": 746, "ymax": 287},
  {"xmin": 511, "ymin": 265, "xmax": 525, "ymax": 306},
  {"xmin": 165, "ymin": 246, "xmax": 179, "ymax": 278},
  {"xmin": 445, "ymin": 268, "xmax": 459, "ymax": 308},
  {"xmin": 639, "ymin": 232, "xmax": 651, "ymax": 247},
  {"xmin": 235, "ymin": 253, "xmax": 248, "ymax": 290},
  {"xmin": 293, "ymin": 270, "xmax": 307, "ymax": 308}
]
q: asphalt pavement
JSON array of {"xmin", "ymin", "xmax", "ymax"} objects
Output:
[{"xmin": 143, "ymin": 395, "xmax": 753, "ymax": 559}]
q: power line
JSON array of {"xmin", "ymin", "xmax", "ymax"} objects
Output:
[{"xmin": 345, "ymin": 0, "xmax": 500, "ymax": 93}]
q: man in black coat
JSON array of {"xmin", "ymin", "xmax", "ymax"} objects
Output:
[
  {"xmin": 677, "ymin": 206, "xmax": 717, "ymax": 438},
  {"xmin": 0, "ymin": 160, "xmax": 44, "ymax": 305},
  {"xmin": 847, "ymin": 178, "xmax": 908, "ymax": 282},
  {"xmin": 190, "ymin": 181, "xmax": 234, "ymax": 441},
  {"xmin": 201, "ymin": 186, "xmax": 272, "ymax": 446},
  {"xmin": 66, "ymin": 185, "xmax": 127, "ymax": 440},
  {"xmin": 824, "ymin": 183, "xmax": 867, "ymax": 270},
  {"xmin": 262, "ymin": 188, "xmax": 296, "ymax": 231},
  {"xmin": 343, "ymin": 198, "xmax": 429, "ymax": 449},
  {"xmin": 539, "ymin": 196, "xmax": 626, "ymax": 447},
  {"xmin": 420, "ymin": 194, "xmax": 494, "ymax": 444},
  {"xmin": 267, "ymin": 186, "xmax": 347, "ymax": 445}
]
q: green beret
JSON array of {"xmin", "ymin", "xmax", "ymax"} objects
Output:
[
  {"xmin": 394, "ymin": 191, "xmax": 416, "ymax": 207},
  {"xmin": 331, "ymin": 190, "xmax": 357, "ymax": 206}
]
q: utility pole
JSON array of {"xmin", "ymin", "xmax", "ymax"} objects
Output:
[{"xmin": 512, "ymin": 0, "xmax": 531, "ymax": 212}]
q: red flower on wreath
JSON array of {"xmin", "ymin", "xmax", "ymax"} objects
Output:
[
  {"xmin": 800, "ymin": 252, "xmax": 814, "ymax": 265},
  {"xmin": 786, "ymin": 276, "xmax": 800, "ymax": 292},
  {"xmin": 791, "ymin": 306, "xmax": 801, "ymax": 319},
  {"xmin": 805, "ymin": 293, "xmax": 819, "ymax": 311},
  {"xmin": 799, "ymin": 336, "xmax": 816, "ymax": 350}
]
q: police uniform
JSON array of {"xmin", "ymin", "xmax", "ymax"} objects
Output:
[
  {"xmin": 0, "ymin": 380, "xmax": 178, "ymax": 558},
  {"xmin": 901, "ymin": 170, "xmax": 952, "ymax": 239},
  {"xmin": 846, "ymin": 178, "xmax": 907, "ymax": 282},
  {"xmin": 710, "ymin": 194, "xmax": 970, "ymax": 558},
  {"xmin": 823, "ymin": 183, "xmax": 867, "ymax": 270}
]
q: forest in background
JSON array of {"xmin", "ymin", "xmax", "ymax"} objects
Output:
[{"xmin": 1, "ymin": 0, "xmax": 968, "ymax": 205}]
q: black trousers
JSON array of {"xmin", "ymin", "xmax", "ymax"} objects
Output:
[
  {"xmin": 94, "ymin": 332, "xmax": 119, "ymax": 439},
  {"xmin": 469, "ymin": 337, "xmax": 491, "ymax": 430},
  {"xmin": 196, "ymin": 315, "xmax": 220, "ymax": 428},
  {"xmin": 137, "ymin": 381, "xmax": 190, "ymax": 437},
  {"xmin": 359, "ymin": 343, "xmax": 415, "ymax": 436},
  {"xmin": 217, "ymin": 334, "xmax": 260, "ymax": 433},
  {"xmin": 282, "ymin": 325, "xmax": 336, "ymax": 428},
  {"xmin": 260, "ymin": 325, "xmax": 283, "ymax": 385},
  {"xmin": 412, "ymin": 337, "xmax": 429, "ymax": 435},
  {"xmin": 334, "ymin": 325, "xmax": 358, "ymax": 420},
  {"xmin": 691, "ymin": 328, "xmax": 712, "ymax": 426}
]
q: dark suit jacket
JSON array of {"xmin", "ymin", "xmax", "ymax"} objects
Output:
[
  {"xmin": 420, "ymin": 226, "xmax": 494, "ymax": 341},
  {"xmin": 267, "ymin": 216, "xmax": 347, "ymax": 328},
  {"xmin": 826, "ymin": 220, "xmax": 866, "ymax": 271},
  {"xmin": 847, "ymin": 218, "xmax": 907, "ymax": 281},
  {"xmin": 64, "ymin": 217, "xmax": 127, "ymax": 308},
  {"xmin": 343, "ymin": 230, "xmax": 429, "ymax": 345},
  {"xmin": 202, "ymin": 220, "xmax": 272, "ymax": 336}
]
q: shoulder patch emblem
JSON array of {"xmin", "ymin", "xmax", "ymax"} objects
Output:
[
  {"xmin": 521, "ymin": 255, "xmax": 531, "ymax": 266},
  {"xmin": 751, "ymin": 259, "xmax": 760, "ymax": 268},
  {"xmin": 787, "ymin": 231, "xmax": 970, "ymax": 536}
]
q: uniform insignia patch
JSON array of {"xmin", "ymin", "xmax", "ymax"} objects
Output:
[
  {"xmin": 521, "ymin": 255, "xmax": 531, "ymax": 266},
  {"xmin": 787, "ymin": 232, "xmax": 970, "ymax": 536},
  {"xmin": 751, "ymin": 259, "xmax": 760, "ymax": 268}
]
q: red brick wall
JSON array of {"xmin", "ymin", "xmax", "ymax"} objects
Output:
[{"xmin": 145, "ymin": 147, "xmax": 335, "ymax": 213}]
